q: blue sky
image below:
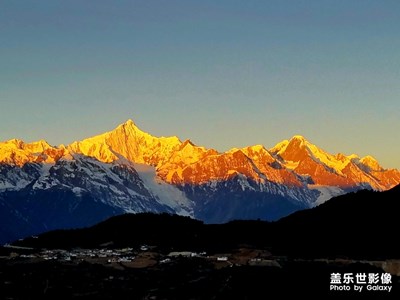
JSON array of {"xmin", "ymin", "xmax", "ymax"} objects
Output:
[{"xmin": 1, "ymin": 0, "xmax": 399, "ymax": 168}]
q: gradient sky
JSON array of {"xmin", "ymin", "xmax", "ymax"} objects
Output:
[{"xmin": 1, "ymin": 1, "xmax": 399, "ymax": 169}]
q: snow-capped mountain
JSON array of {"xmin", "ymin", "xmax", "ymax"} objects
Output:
[
  {"xmin": 1, "ymin": 119, "xmax": 399, "ymax": 244},
  {"xmin": 68, "ymin": 119, "xmax": 181, "ymax": 166}
]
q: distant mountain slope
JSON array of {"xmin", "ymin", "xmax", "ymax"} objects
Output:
[{"xmin": 1, "ymin": 119, "xmax": 400, "ymax": 244}]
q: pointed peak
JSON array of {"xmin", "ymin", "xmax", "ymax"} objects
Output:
[
  {"xmin": 124, "ymin": 119, "xmax": 136, "ymax": 126},
  {"xmin": 290, "ymin": 135, "xmax": 308, "ymax": 143},
  {"xmin": 181, "ymin": 139, "xmax": 196, "ymax": 147},
  {"xmin": 269, "ymin": 139, "xmax": 289, "ymax": 154},
  {"xmin": 118, "ymin": 119, "xmax": 139, "ymax": 129},
  {"xmin": 361, "ymin": 155, "xmax": 377, "ymax": 162},
  {"xmin": 178, "ymin": 139, "xmax": 198, "ymax": 151},
  {"xmin": 360, "ymin": 155, "xmax": 382, "ymax": 171},
  {"xmin": 112, "ymin": 119, "xmax": 147, "ymax": 137},
  {"xmin": 286, "ymin": 135, "xmax": 310, "ymax": 149},
  {"xmin": 270, "ymin": 135, "xmax": 314, "ymax": 162}
]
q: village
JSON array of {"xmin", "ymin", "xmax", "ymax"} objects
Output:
[
  {"xmin": 2, "ymin": 243, "xmax": 399, "ymax": 299},
  {"xmin": 1, "ymin": 244, "xmax": 280, "ymax": 270}
]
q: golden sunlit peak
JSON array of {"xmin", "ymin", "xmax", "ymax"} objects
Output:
[
  {"xmin": 335, "ymin": 153, "xmax": 348, "ymax": 161},
  {"xmin": 269, "ymin": 140, "xmax": 289, "ymax": 154},
  {"xmin": 113, "ymin": 119, "xmax": 149, "ymax": 137},
  {"xmin": 123, "ymin": 119, "xmax": 136, "ymax": 126},
  {"xmin": 118, "ymin": 119, "xmax": 138, "ymax": 130},
  {"xmin": 226, "ymin": 147, "xmax": 240, "ymax": 153},
  {"xmin": 290, "ymin": 135, "xmax": 308, "ymax": 143},
  {"xmin": 284, "ymin": 135, "xmax": 309, "ymax": 150},
  {"xmin": 360, "ymin": 155, "xmax": 382, "ymax": 171},
  {"xmin": 362, "ymin": 155, "xmax": 377, "ymax": 161},
  {"xmin": 28, "ymin": 139, "xmax": 51, "ymax": 147},
  {"xmin": 5, "ymin": 138, "xmax": 24, "ymax": 147},
  {"xmin": 248, "ymin": 144, "xmax": 265, "ymax": 151},
  {"xmin": 348, "ymin": 154, "xmax": 360, "ymax": 160},
  {"xmin": 1, "ymin": 118, "xmax": 399, "ymax": 193},
  {"xmin": 181, "ymin": 139, "xmax": 196, "ymax": 147}
]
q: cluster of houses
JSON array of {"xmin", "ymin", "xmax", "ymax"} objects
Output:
[
  {"xmin": 11, "ymin": 248, "xmax": 232, "ymax": 265},
  {"xmin": 3, "ymin": 243, "xmax": 280, "ymax": 268},
  {"xmin": 18, "ymin": 247, "xmax": 136, "ymax": 263}
]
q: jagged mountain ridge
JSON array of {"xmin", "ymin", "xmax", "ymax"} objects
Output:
[
  {"xmin": 2, "ymin": 119, "xmax": 399, "ymax": 199},
  {"xmin": 72, "ymin": 120, "xmax": 400, "ymax": 193},
  {"xmin": 4, "ymin": 119, "xmax": 395, "ymax": 192},
  {"xmin": 1, "ymin": 119, "xmax": 400, "ymax": 244}
]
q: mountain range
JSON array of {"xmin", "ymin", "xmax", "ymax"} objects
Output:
[{"xmin": 1, "ymin": 119, "xmax": 399, "ymax": 244}]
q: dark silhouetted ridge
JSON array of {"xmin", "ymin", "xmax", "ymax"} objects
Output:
[{"xmin": 13, "ymin": 184, "xmax": 400, "ymax": 259}]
